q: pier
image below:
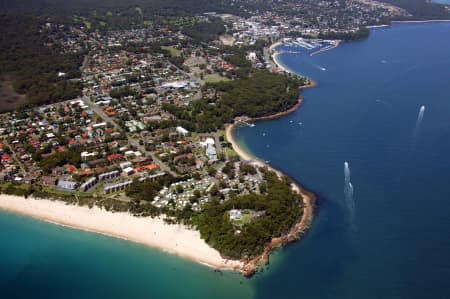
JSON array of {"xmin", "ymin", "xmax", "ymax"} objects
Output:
[
  {"xmin": 273, "ymin": 50, "xmax": 302, "ymax": 55},
  {"xmin": 241, "ymin": 121, "xmax": 255, "ymax": 127}
]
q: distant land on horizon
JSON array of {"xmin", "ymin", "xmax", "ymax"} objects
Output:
[
  {"xmin": 1, "ymin": 0, "xmax": 449, "ymax": 20},
  {"xmin": 0, "ymin": 0, "xmax": 450, "ymax": 296}
]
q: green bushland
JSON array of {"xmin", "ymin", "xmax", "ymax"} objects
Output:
[
  {"xmin": 193, "ymin": 170, "xmax": 303, "ymax": 259},
  {"xmin": 163, "ymin": 70, "xmax": 306, "ymax": 132},
  {"xmin": 0, "ymin": 15, "xmax": 84, "ymax": 110}
]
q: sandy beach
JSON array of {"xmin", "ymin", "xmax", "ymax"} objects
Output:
[
  {"xmin": 272, "ymin": 51, "xmax": 319, "ymax": 90},
  {"xmin": 366, "ymin": 24, "xmax": 390, "ymax": 28},
  {"xmin": 226, "ymin": 122, "xmax": 309, "ymax": 190},
  {"xmin": 0, "ymin": 40, "xmax": 319, "ymax": 277},
  {"xmin": 0, "ymin": 104, "xmax": 313, "ymax": 277},
  {"xmin": 0, "ymin": 194, "xmax": 244, "ymax": 272},
  {"xmin": 272, "ymin": 51, "xmax": 293, "ymax": 75},
  {"xmin": 269, "ymin": 41, "xmax": 283, "ymax": 51},
  {"xmin": 226, "ymin": 44, "xmax": 319, "ymax": 265},
  {"xmin": 225, "ymin": 122, "xmax": 315, "ymax": 276},
  {"xmin": 225, "ymin": 119, "xmax": 315, "ymax": 216}
]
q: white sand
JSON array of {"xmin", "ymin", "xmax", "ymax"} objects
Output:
[
  {"xmin": 0, "ymin": 194, "xmax": 244, "ymax": 271},
  {"xmin": 226, "ymin": 125, "xmax": 301, "ymax": 187},
  {"xmin": 272, "ymin": 52, "xmax": 294, "ymax": 75},
  {"xmin": 269, "ymin": 41, "xmax": 283, "ymax": 51},
  {"xmin": 225, "ymin": 123, "xmax": 315, "ymax": 245}
]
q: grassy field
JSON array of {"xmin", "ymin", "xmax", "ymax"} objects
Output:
[
  {"xmin": 232, "ymin": 211, "xmax": 253, "ymax": 226},
  {"xmin": 84, "ymin": 21, "xmax": 92, "ymax": 29},
  {"xmin": 43, "ymin": 186, "xmax": 94, "ymax": 198},
  {"xmin": 73, "ymin": 16, "xmax": 92, "ymax": 29},
  {"xmin": 0, "ymin": 75, "xmax": 27, "ymax": 112},
  {"xmin": 161, "ymin": 46, "xmax": 182, "ymax": 57},
  {"xmin": 204, "ymin": 74, "xmax": 230, "ymax": 83},
  {"xmin": 225, "ymin": 147, "xmax": 238, "ymax": 159}
]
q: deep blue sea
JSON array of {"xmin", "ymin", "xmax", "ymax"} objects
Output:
[
  {"xmin": 1, "ymin": 22, "xmax": 450, "ymax": 298},
  {"xmin": 432, "ymin": 0, "xmax": 450, "ymax": 5}
]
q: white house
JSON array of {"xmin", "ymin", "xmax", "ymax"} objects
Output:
[{"xmin": 176, "ymin": 126, "xmax": 189, "ymax": 136}]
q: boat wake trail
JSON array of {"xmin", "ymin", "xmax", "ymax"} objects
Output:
[
  {"xmin": 413, "ymin": 105, "xmax": 425, "ymax": 139},
  {"xmin": 344, "ymin": 161, "xmax": 355, "ymax": 225},
  {"xmin": 314, "ymin": 64, "xmax": 326, "ymax": 71},
  {"xmin": 375, "ymin": 99, "xmax": 392, "ymax": 109}
]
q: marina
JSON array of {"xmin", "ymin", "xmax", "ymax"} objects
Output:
[{"xmin": 273, "ymin": 38, "xmax": 341, "ymax": 58}]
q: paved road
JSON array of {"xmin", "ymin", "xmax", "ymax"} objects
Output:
[
  {"xmin": 80, "ymin": 54, "xmax": 89, "ymax": 71},
  {"xmin": 3, "ymin": 140, "xmax": 27, "ymax": 176},
  {"xmin": 263, "ymin": 47, "xmax": 276, "ymax": 71},
  {"xmin": 127, "ymin": 136, "xmax": 178, "ymax": 177},
  {"xmin": 82, "ymin": 96, "xmax": 178, "ymax": 177},
  {"xmin": 167, "ymin": 60, "xmax": 202, "ymax": 101},
  {"xmin": 82, "ymin": 96, "xmax": 122, "ymax": 131}
]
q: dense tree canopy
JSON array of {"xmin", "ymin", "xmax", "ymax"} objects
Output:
[
  {"xmin": 211, "ymin": 70, "xmax": 304, "ymax": 118},
  {"xmin": 0, "ymin": 15, "xmax": 84, "ymax": 108},
  {"xmin": 318, "ymin": 27, "xmax": 370, "ymax": 41},
  {"xmin": 162, "ymin": 70, "xmax": 305, "ymax": 132},
  {"xmin": 181, "ymin": 18, "xmax": 227, "ymax": 42},
  {"xmin": 0, "ymin": 0, "xmax": 252, "ymax": 23},
  {"xmin": 37, "ymin": 149, "xmax": 81, "ymax": 174},
  {"xmin": 194, "ymin": 170, "xmax": 303, "ymax": 259},
  {"xmin": 379, "ymin": 0, "xmax": 450, "ymax": 20}
]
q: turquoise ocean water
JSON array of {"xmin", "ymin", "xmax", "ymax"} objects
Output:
[
  {"xmin": 2, "ymin": 22, "xmax": 450, "ymax": 298},
  {"xmin": 0, "ymin": 211, "xmax": 254, "ymax": 298}
]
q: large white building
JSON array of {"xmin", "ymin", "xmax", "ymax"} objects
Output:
[{"xmin": 206, "ymin": 144, "xmax": 218, "ymax": 162}]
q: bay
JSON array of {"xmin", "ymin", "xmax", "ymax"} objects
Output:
[
  {"xmin": 237, "ymin": 22, "xmax": 450, "ymax": 299},
  {"xmin": 2, "ymin": 22, "xmax": 450, "ymax": 299}
]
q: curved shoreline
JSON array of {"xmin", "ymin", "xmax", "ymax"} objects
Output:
[
  {"xmin": 269, "ymin": 41, "xmax": 283, "ymax": 51},
  {"xmin": 0, "ymin": 41, "xmax": 321, "ymax": 278},
  {"xmin": 392, "ymin": 19, "xmax": 450, "ymax": 23},
  {"xmin": 0, "ymin": 194, "xmax": 244, "ymax": 273},
  {"xmin": 225, "ymin": 95, "xmax": 316, "ymax": 277},
  {"xmin": 367, "ymin": 19, "xmax": 450, "ymax": 29},
  {"xmin": 273, "ymin": 51, "xmax": 297, "ymax": 76},
  {"xmin": 272, "ymin": 46, "xmax": 318, "ymax": 86},
  {"xmin": 273, "ymin": 51, "xmax": 319, "ymax": 88},
  {"xmin": 222, "ymin": 40, "xmax": 341, "ymax": 275},
  {"xmin": 310, "ymin": 40, "xmax": 341, "ymax": 57}
]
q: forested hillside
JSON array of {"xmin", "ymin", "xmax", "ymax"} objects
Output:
[
  {"xmin": 0, "ymin": 15, "xmax": 84, "ymax": 108},
  {"xmin": 379, "ymin": 0, "xmax": 450, "ymax": 20}
]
